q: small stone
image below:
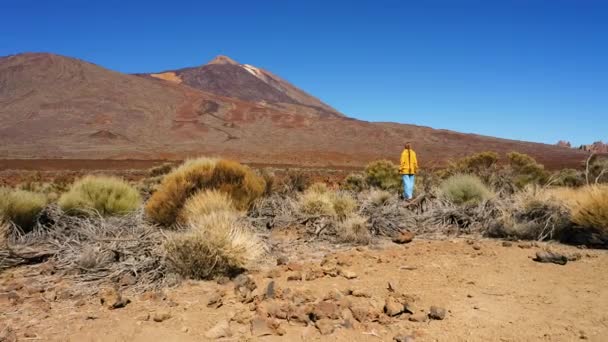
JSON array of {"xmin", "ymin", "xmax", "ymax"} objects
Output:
[
  {"xmin": 351, "ymin": 289, "xmax": 371, "ymax": 298},
  {"xmin": 341, "ymin": 309, "xmax": 355, "ymax": 328},
  {"xmin": 137, "ymin": 313, "xmax": 150, "ymax": 321},
  {"xmin": 429, "ymin": 306, "xmax": 446, "ymax": 320},
  {"xmin": 24, "ymin": 284, "xmax": 45, "ymax": 295},
  {"xmin": 350, "ymin": 303, "xmax": 375, "ymax": 323},
  {"xmin": 207, "ymin": 291, "xmax": 224, "ymax": 309},
  {"xmin": 392, "ymin": 231, "xmax": 415, "ymax": 244},
  {"xmin": 533, "ymin": 251, "xmax": 568, "ymax": 265},
  {"xmin": 266, "ymin": 268, "xmax": 282, "ymax": 279},
  {"xmin": 181, "ymin": 327, "xmax": 189, "ymax": 333},
  {"xmin": 265, "ymin": 300, "xmax": 288, "ymax": 319},
  {"xmin": 312, "ymin": 301, "xmax": 341, "ymax": 320},
  {"xmin": 0, "ymin": 291, "xmax": 22, "ymax": 306},
  {"xmin": 287, "ymin": 272, "xmax": 303, "ymax": 281},
  {"xmin": 250, "ymin": 316, "xmax": 274, "ymax": 337},
  {"xmin": 276, "ymin": 255, "xmax": 289, "ymax": 265},
  {"xmin": 339, "ymin": 269, "xmax": 358, "ymax": 279},
  {"xmin": 73, "ymin": 298, "xmax": 86, "ymax": 307},
  {"xmin": 394, "ymin": 334, "xmax": 416, "ymax": 342},
  {"xmin": 315, "ymin": 318, "xmax": 335, "ymax": 335},
  {"xmin": 286, "ymin": 262, "xmax": 303, "ymax": 272},
  {"xmin": 99, "ymin": 288, "xmax": 130, "ymax": 309},
  {"xmin": 205, "ymin": 320, "xmax": 232, "ymax": 339},
  {"xmin": 472, "ymin": 245, "xmax": 481, "ymax": 251},
  {"xmin": 517, "ymin": 242, "xmax": 533, "ymax": 249},
  {"xmin": 304, "ymin": 267, "xmax": 324, "ymax": 281},
  {"xmin": 265, "ymin": 281, "xmax": 276, "ymax": 299},
  {"xmin": 384, "ymin": 296, "xmax": 404, "ymax": 316},
  {"xmin": 233, "ymin": 274, "xmax": 257, "ymax": 292},
  {"xmin": 502, "ymin": 241, "xmax": 513, "ymax": 247},
  {"xmin": 153, "ymin": 312, "xmax": 172, "ymax": 322},
  {"xmin": 216, "ymin": 276, "xmax": 230, "ymax": 285},
  {"xmin": 409, "ymin": 313, "xmax": 428, "ymax": 322},
  {"xmin": 23, "ymin": 331, "xmax": 37, "ymax": 338}
]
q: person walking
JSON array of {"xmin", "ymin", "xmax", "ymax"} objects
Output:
[{"xmin": 399, "ymin": 142, "xmax": 418, "ymax": 200}]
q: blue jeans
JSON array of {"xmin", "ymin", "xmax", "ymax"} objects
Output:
[{"xmin": 402, "ymin": 174, "xmax": 415, "ymax": 199}]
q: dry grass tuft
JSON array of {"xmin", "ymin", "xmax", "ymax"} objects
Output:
[
  {"xmin": 363, "ymin": 189, "xmax": 392, "ymax": 206},
  {"xmin": 296, "ymin": 186, "xmax": 357, "ymax": 220},
  {"xmin": 179, "ymin": 190, "xmax": 236, "ymax": 224},
  {"xmin": 308, "ymin": 182, "xmax": 330, "ymax": 194},
  {"xmin": 164, "ymin": 212, "xmax": 264, "ymax": 279},
  {"xmin": 336, "ymin": 214, "xmax": 371, "ymax": 244},
  {"xmin": 439, "ymin": 174, "xmax": 493, "ymax": 205},
  {"xmin": 59, "ymin": 175, "xmax": 141, "ymax": 217},
  {"xmin": 0, "ymin": 187, "xmax": 47, "ymax": 231},
  {"xmin": 331, "ymin": 192, "xmax": 357, "ymax": 220},
  {"xmin": 568, "ymin": 185, "xmax": 608, "ymax": 233},
  {"xmin": 145, "ymin": 158, "xmax": 265, "ymax": 227}
]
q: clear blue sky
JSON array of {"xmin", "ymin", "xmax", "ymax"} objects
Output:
[{"xmin": 1, "ymin": 0, "xmax": 606, "ymax": 146}]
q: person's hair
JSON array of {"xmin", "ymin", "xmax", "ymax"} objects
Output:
[{"xmin": 404, "ymin": 142, "xmax": 412, "ymax": 149}]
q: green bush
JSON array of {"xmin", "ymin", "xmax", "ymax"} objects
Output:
[
  {"xmin": 145, "ymin": 158, "xmax": 265, "ymax": 226},
  {"xmin": 365, "ymin": 160, "xmax": 401, "ymax": 191},
  {"xmin": 507, "ymin": 152, "xmax": 549, "ymax": 188},
  {"xmin": 439, "ymin": 174, "xmax": 493, "ymax": 205},
  {"xmin": 552, "ymin": 168, "xmax": 585, "ymax": 187},
  {"xmin": 343, "ymin": 172, "xmax": 366, "ymax": 192},
  {"xmin": 0, "ymin": 187, "xmax": 47, "ymax": 231},
  {"xmin": 59, "ymin": 176, "xmax": 141, "ymax": 216}
]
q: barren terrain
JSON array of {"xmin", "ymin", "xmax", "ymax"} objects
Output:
[{"xmin": 2, "ymin": 235, "xmax": 606, "ymax": 341}]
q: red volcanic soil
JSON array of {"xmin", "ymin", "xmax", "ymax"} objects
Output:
[{"xmin": 0, "ymin": 53, "xmax": 589, "ymax": 170}]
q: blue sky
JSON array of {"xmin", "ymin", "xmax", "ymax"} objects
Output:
[{"xmin": 1, "ymin": 0, "xmax": 606, "ymax": 146}]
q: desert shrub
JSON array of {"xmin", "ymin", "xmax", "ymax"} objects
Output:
[
  {"xmin": 297, "ymin": 190, "xmax": 336, "ymax": 217},
  {"xmin": 569, "ymin": 185, "xmax": 608, "ymax": 232},
  {"xmin": 336, "ymin": 214, "xmax": 371, "ymax": 244},
  {"xmin": 145, "ymin": 158, "xmax": 265, "ymax": 226},
  {"xmin": 281, "ymin": 169, "xmax": 311, "ymax": 192},
  {"xmin": 439, "ymin": 174, "xmax": 493, "ymax": 205},
  {"xmin": 148, "ymin": 162, "xmax": 175, "ymax": 177},
  {"xmin": 145, "ymin": 158, "xmax": 217, "ymax": 226},
  {"xmin": 59, "ymin": 176, "xmax": 141, "ymax": 216},
  {"xmin": 444, "ymin": 151, "xmax": 499, "ymax": 182},
  {"xmin": 363, "ymin": 189, "xmax": 392, "ymax": 206},
  {"xmin": 365, "ymin": 160, "xmax": 401, "ymax": 191},
  {"xmin": 136, "ymin": 175, "xmax": 164, "ymax": 199},
  {"xmin": 179, "ymin": 190, "xmax": 235, "ymax": 224},
  {"xmin": 586, "ymin": 155, "xmax": 608, "ymax": 184},
  {"xmin": 0, "ymin": 220, "xmax": 9, "ymax": 248},
  {"xmin": 163, "ymin": 212, "xmax": 263, "ymax": 279},
  {"xmin": 259, "ymin": 168, "xmax": 276, "ymax": 196},
  {"xmin": 343, "ymin": 172, "xmax": 367, "ymax": 192},
  {"xmin": 551, "ymin": 168, "xmax": 585, "ymax": 187},
  {"xmin": 308, "ymin": 182, "xmax": 330, "ymax": 194},
  {"xmin": 488, "ymin": 186, "xmax": 571, "ymax": 241},
  {"xmin": 331, "ymin": 192, "xmax": 357, "ymax": 220},
  {"xmin": 0, "ymin": 187, "xmax": 47, "ymax": 231},
  {"xmin": 507, "ymin": 152, "xmax": 549, "ymax": 188}
]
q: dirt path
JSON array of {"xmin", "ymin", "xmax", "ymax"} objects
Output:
[{"xmin": 1, "ymin": 237, "xmax": 607, "ymax": 341}]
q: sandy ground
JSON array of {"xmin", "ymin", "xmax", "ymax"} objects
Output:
[{"xmin": 1, "ymin": 235, "xmax": 607, "ymax": 342}]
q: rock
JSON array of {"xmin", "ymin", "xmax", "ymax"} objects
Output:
[
  {"xmin": 136, "ymin": 313, "xmax": 150, "ymax": 321},
  {"xmin": 287, "ymin": 272, "xmax": 303, "ymax": 281},
  {"xmin": 341, "ymin": 308, "xmax": 355, "ymax": 328},
  {"xmin": 429, "ymin": 306, "xmax": 446, "ymax": 320},
  {"xmin": 335, "ymin": 254, "xmax": 353, "ymax": 266},
  {"xmin": 312, "ymin": 301, "xmax": 341, "ymax": 320},
  {"xmin": 350, "ymin": 303, "xmax": 375, "ymax": 323},
  {"xmin": 0, "ymin": 324, "xmax": 17, "ymax": 342},
  {"xmin": 265, "ymin": 281, "xmax": 276, "ymax": 299},
  {"xmin": 304, "ymin": 267, "xmax": 324, "ymax": 281},
  {"xmin": 290, "ymin": 304, "xmax": 313, "ymax": 325},
  {"xmin": 339, "ymin": 269, "xmax": 358, "ymax": 279},
  {"xmin": 233, "ymin": 274, "xmax": 257, "ymax": 292},
  {"xmin": 472, "ymin": 244, "xmax": 481, "ymax": 251},
  {"xmin": 266, "ymin": 268, "xmax": 282, "ymax": 279},
  {"xmin": 384, "ymin": 296, "xmax": 404, "ymax": 316},
  {"xmin": 205, "ymin": 320, "xmax": 232, "ymax": 339},
  {"xmin": 216, "ymin": 276, "xmax": 230, "ymax": 285},
  {"xmin": 24, "ymin": 284, "xmax": 45, "ymax": 295},
  {"xmin": 394, "ymin": 334, "xmax": 416, "ymax": 342},
  {"xmin": 265, "ymin": 300, "xmax": 288, "ymax": 319},
  {"xmin": 286, "ymin": 262, "xmax": 303, "ymax": 272},
  {"xmin": 517, "ymin": 242, "xmax": 533, "ymax": 249},
  {"xmin": 315, "ymin": 318, "xmax": 335, "ymax": 335},
  {"xmin": 0, "ymin": 291, "xmax": 22, "ymax": 306},
  {"xmin": 99, "ymin": 288, "xmax": 131, "ymax": 310},
  {"xmin": 207, "ymin": 290, "xmax": 224, "ymax": 309},
  {"xmin": 321, "ymin": 266, "xmax": 338, "ymax": 277},
  {"xmin": 350, "ymin": 288, "xmax": 372, "ymax": 298},
  {"xmin": 276, "ymin": 255, "xmax": 289, "ymax": 265},
  {"xmin": 533, "ymin": 251, "xmax": 568, "ymax": 265},
  {"xmin": 73, "ymin": 298, "xmax": 86, "ymax": 307},
  {"xmin": 502, "ymin": 241, "xmax": 513, "ymax": 247},
  {"xmin": 250, "ymin": 316, "xmax": 276, "ymax": 337},
  {"xmin": 231, "ymin": 310, "xmax": 254, "ymax": 324},
  {"xmin": 387, "ymin": 281, "xmax": 399, "ymax": 293},
  {"xmin": 324, "ymin": 288, "xmax": 344, "ymax": 301},
  {"xmin": 409, "ymin": 313, "xmax": 428, "ymax": 322},
  {"xmin": 23, "ymin": 331, "xmax": 37, "ymax": 338},
  {"xmin": 568, "ymin": 253, "xmax": 582, "ymax": 261},
  {"xmin": 153, "ymin": 311, "xmax": 172, "ymax": 322},
  {"xmin": 118, "ymin": 273, "xmax": 137, "ymax": 287},
  {"xmin": 393, "ymin": 231, "xmax": 415, "ymax": 244}
]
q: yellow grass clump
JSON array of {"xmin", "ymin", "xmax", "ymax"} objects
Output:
[
  {"xmin": 59, "ymin": 176, "xmax": 141, "ymax": 216},
  {"xmin": 163, "ymin": 211, "xmax": 264, "ymax": 279},
  {"xmin": 297, "ymin": 186, "xmax": 357, "ymax": 219},
  {"xmin": 179, "ymin": 190, "xmax": 236, "ymax": 224},
  {"xmin": 336, "ymin": 214, "xmax": 371, "ymax": 244},
  {"xmin": 145, "ymin": 158, "xmax": 265, "ymax": 227},
  {"xmin": 566, "ymin": 185, "xmax": 608, "ymax": 232},
  {"xmin": 0, "ymin": 187, "xmax": 47, "ymax": 231},
  {"xmin": 440, "ymin": 174, "xmax": 493, "ymax": 205}
]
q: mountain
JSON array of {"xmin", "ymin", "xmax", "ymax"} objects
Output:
[
  {"xmin": 142, "ymin": 55, "xmax": 341, "ymax": 117},
  {"xmin": 0, "ymin": 52, "xmax": 588, "ymax": 169}
]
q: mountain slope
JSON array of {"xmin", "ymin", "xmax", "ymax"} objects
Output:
[
  {"xmin": 0, "ymin": 52, "xmax": 588, "ymax": 169},
  {"xmin": 144, "ymin": 55, "xmax": 341, "ymax": 117}
]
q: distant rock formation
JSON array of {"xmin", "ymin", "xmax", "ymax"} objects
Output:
[
  {"xmin": 579, "ymin": 141, "xmax": 608, "ymax": 153},
  {"xmin": 556, "ymin": 140, "xmax": 572, "ymax": 148}
]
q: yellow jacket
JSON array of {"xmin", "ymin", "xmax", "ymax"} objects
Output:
[{"xmin": 400, "ymin": 148, "xmax": 418, "ymax": 174}]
